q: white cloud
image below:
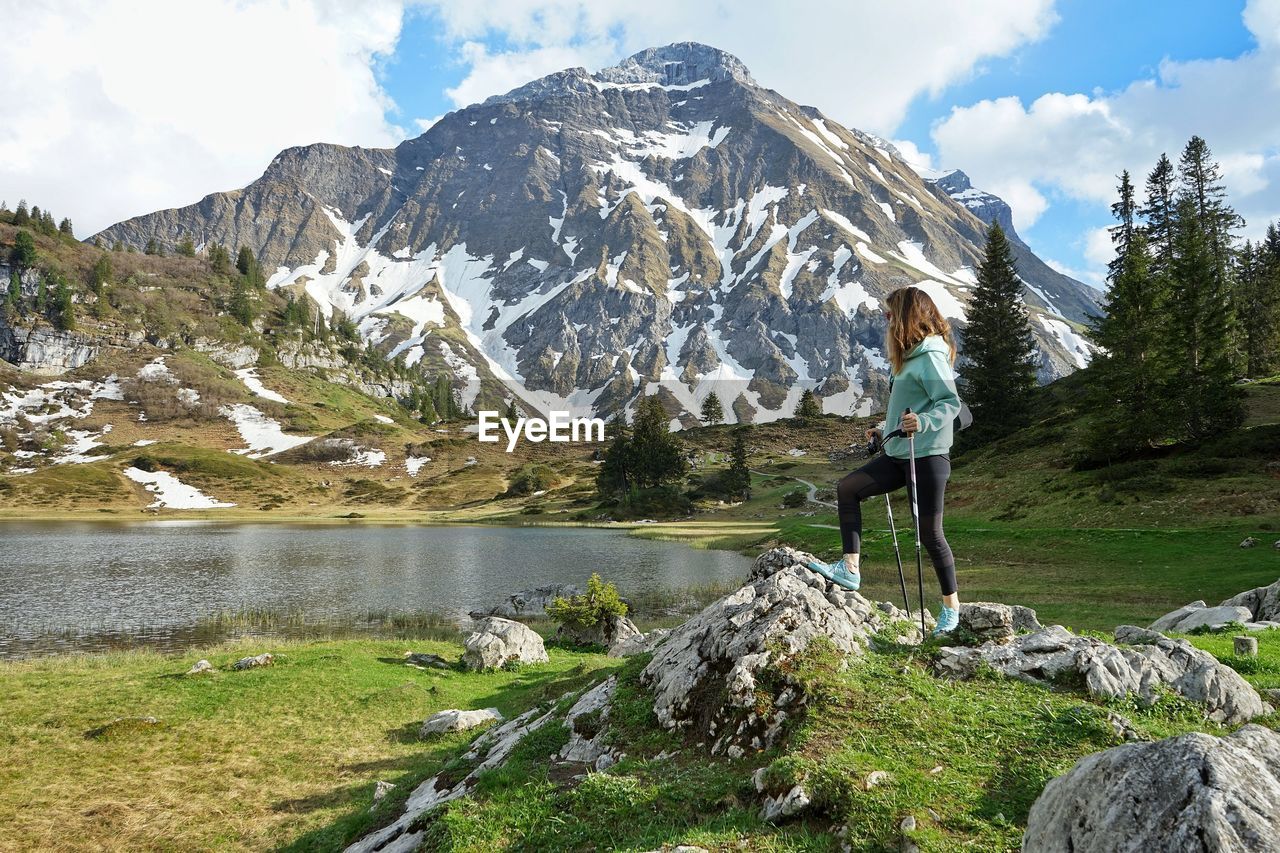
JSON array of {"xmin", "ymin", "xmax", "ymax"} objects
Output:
[
  {"xmin": 443, "ymin": 40, "xmax": 617, "ymax": 109},
  {"xmin": 931, "ymin": 0, "xmax": 1280, "ymax": 241},
  {"xmin": 0, "ymin": 0, "xmax": 407, "ymax": 236},
  {"xmin": 420, "ymin": 0, "xmax": 1059, "ymax": 131}
]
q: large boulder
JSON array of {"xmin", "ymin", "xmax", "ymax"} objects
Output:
[
  {"xmin": 468, "ymin": 583, "xmax": 583, "ymax": 619},
  {"xmin": 1023, "ymin": 725, "xmax": 1280, "ymax": 852},
  {"xmin": 1150, "ymin": 600, "xmax": 1255, "ymax": 633},
  {"xmin": 1221, "ymin": 577, "xmax": 1280, "ymax": 623},
  {"xmin": 640, "ymin": 547, "xmax": 911, "ymax": 756},
  {"xmin": 608, "ymin": 627, "xmax": 671, "ymax": 658},
  {"xmin": 462, "ymin": 617, "xmax": 549, "ymax": 671},
  {"xmin": 555, "ymin": 612, "xmax": 641, "ymax": 648},
  {"xmin": 936, "ymin": 624, "xmax": 1272, "ymax": 725}
]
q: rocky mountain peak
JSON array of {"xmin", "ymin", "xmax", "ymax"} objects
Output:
[
  {"xmin": 594, "ymin": 42, "xmax": 755, "ymax": 88},
  {"xmin": 931, "ymin": 169, "xmax": 973, "ymax": 194}
]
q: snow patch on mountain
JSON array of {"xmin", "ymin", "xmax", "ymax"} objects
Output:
[{"xmin": 123, "ymin": 467, "xmax": 236, "ymax": 509}]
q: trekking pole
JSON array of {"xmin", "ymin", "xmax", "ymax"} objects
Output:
[
  {"xmin": 869, "ymin": 433, "xmax": 911, "ymax": 618},
  {"xmin": 903, "ymin": 408, "xmax": 926, "ymax": 635}
]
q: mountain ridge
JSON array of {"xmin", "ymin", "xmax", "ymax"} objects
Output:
[{"xmin": 94, "ymin": 42, "xmax": 1099, "ymax": 423}]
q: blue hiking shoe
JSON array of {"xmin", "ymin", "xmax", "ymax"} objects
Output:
[
  {"xmin": 805, "ymin": 559, "xmax": 860, "ymax": 591},
  {"xmin": 932, "ymin": 605, "xmax": 960, "ymax": 637}
]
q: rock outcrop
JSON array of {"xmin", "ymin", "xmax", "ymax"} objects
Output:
[
  {"xmin": 420, "ymin": 708, "xmax": 504, "ymax": 737},
  {"xmin": 1150, "ymin": 600, "xmax": 1258, "ymax": 633},
  {"xmin": 461, "ymin": 617, "xmax": 549, "ymax": 671},
  {"xmin": 640, "ymin": 547, "xmax": 912, "ymax": 756},
  {"xmin": 608, "ymin": 627, "xmax": 671, "ymax": 658},
  {"xmin": 555, "ymin": 612, "xmax": 641, "ymax": 648},
  {"xmin": 936, "ymin": 625, "xmax": 1272, "ymax": 724},
  {"xmin": 956, "ymin": 601, "xmax": 1041, "ymax": 643},
  {"xmin": 468, "ymin": 583, "xmax": 583, "ymax": 620},
  {"xmin": 347, "ymin": 678, "xmax": 619, "ymax": 853},
  {"xmin": 1220, "ymin": 577, "xmax": 1280, "ymax": 624},
  {"xmin": 1023, "ymin": 725, "xmax": 1280, "ymax": 852}
]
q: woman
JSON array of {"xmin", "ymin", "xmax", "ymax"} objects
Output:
[{"xmin": 806, "ymin": 285, "xmax": 962, "ymax": 636}]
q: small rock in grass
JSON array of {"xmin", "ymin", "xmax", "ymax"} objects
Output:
[
  {"xmin": 404, "ymin": 652, "xmax": 450, "ymax": 669},
  {"xmin": 865, "ymin": 770, "xmax": 890, "ymax": 789},
  {"xmin": 373, "ymin": 780, "xmax": 395, "ymax": 802},
  {"xmin": 760, "ymin": 784, "xmax": 811, "ymax": 823},
  {"xmin": 231, "ymin": 653, "xmax": 273, "ymax": 671},
  {"xmin": 1235, "ymin": 635, "xmax": 1259, "ymax": 658},
  {"xmin": 929, "ymin": 765, "xmax": 944, "ymax": 775},
  {"xmin": 186, "ymin": 659, "xmax": 214, "ymax": 675},
  {"xmin": 1241, "ymin": 536, "xmax": 1259, "ymax": 548},
  {"xmin": 1274, "ymin": 539, "xmax": 1280, "ymax": 550},
  {"xmin": 1265, "ymin": 688, "xmax": 1280, "ymax": 705},
  {"xmin": 1105, "ymin": 711, "xmax": 1146, "ymax": 742},
  {"xmin": 420, "ymin": 708, "xmax": 503, "ymax": 737},
  {"xmin": 87, "ymin": 716, "xmax": 163, "ymax": 740}
]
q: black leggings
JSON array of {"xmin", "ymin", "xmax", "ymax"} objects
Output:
[{"xmin": 835, "ymin": 454, "xmax": 957, "ymax": 596}]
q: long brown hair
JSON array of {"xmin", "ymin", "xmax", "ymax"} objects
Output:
[{"xmin": 884, "ymin": 286, "xmax": 956, "ymax": 374}]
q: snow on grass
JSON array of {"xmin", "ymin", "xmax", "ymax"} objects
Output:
[
  {"xmin": 877, "ymin": 202, "xmax": 896, "ymax": 222},
  {"xmin": 404, "ymin": 456, "xmax": 430, "ymax": 477},
  {"xmin": 52, "ymin": 425, "xmax": 112, "ymax": 465},
  {"xmin": 122, "ymin": 467, "xmax": 236, "ymax": 509},
  {"xmin": 373, "ymin": 414, "xmax": 394, "ymax": 425},
  {"xmin": 220, "ymin": 404, "xmax": 314, "ymax": 458},
  {"xmin": 329, "ymin": 449, "xmax": 386, "ymax": 468},
  {"xmin": 811, "ymin": 118, "xmax": 849, "ymax": 150},
  {"xmin": 234, "ymin": 368, "xmax": 290, "ymax": 404}
]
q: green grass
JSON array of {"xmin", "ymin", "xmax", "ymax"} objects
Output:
[{"xmin": 0, "ymin": 635, "xmax": 622, "ymax": 851}]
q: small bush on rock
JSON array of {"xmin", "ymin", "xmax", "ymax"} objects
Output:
[{"xmin": 548, "ymin": 573, "xmax": 627, "ymax": 632}]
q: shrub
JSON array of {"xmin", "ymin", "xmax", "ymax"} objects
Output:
[
  {"xmin": 504, "ymin": 463, "xmax": 559, "ymax": 496},
  {"xmin": 782, "ymin": 488, "xmax": 807, "ymax": 508},
  {"xmin": 547, "ymin": 573, "xmax": 627, "ymax": 631}
]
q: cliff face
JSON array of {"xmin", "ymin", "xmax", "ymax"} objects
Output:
[{"xmin": 95, "ymin": 42, "xmax": 1099, "ymax": 422}]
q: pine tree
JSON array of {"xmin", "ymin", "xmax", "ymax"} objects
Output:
[
  {"xmin": 10, "ymin": 230, "xmax": 37, "ymax": 270},
  {"xmin": 699, "ymin": 391, "xmax": 725, "ymax": 425},
  {"xmin": 229, "ymin": 277, "xmax": 253, "ymax": 325},
  {"xmin": 1177, "ymin": 135, "xmax": 1244, "ymax": 371},
  {"xmin": 39, "ymin": 211, "xmax": 56, "ymax": 236},
  {"xmin": 596, "ymin": 412, "xmax": 633, "ymax": 498},
  {"xmin": 1087, "ymin": 172, "xmax": 1172, "ymax": 457},
  {"xmin": 208, "ymin": 243, "xmax": 231, "ymax": 274},
  {"xmin": 1241, "ymin": 223, "xmax": 1280, "ymax": 376},
  {"xmin": 58, "ymin": 218, "xmax": 74, "ymax": 238},
  {"xmin": 629, "ymin": 395, "xmax": 686, "ymax": 489},
  {"xmin": 960, "ymin": 222, "xmax": 1038, "ymax": 442},
  {"xmin": 7, "ymin": 268, "xmax": 20, "ymax": 308},
  {"xmin": 35, "ymin": 275, "xmax": 47, "ymax": 312},
  {"xmin": 144, "ymin": 238, "xmax": 162, "ymax": 256},
  {"xmin": 1140, "ymin": 154, "xmax": 1178, "ymax": 279},
  {"xmin": 176, "ymin": 237, "xmax": 195, "ymax": 257},
  {"xmin": 236, "ymin": 246, "xmax": 255, "ymax": 276},
  {"xmin": 12, "ymin": 200, "xmax": 30, "ymax": 227},
  {"xmin": 793, "ymin": 388, "xmax": 822, "ymax": 420},
  {"xmin": 1167, "ymin": 195, "xmax": 1243, "ymax": 440},
  {"xmin": 505, "ymin": 399, "xmax": 520, "ymax": 421},
  {"xmin": 112, "ymin": 241, "xmax": 124, "ymax": 253},
  {"xmin": 432, "ymin": 375, "xmax": 458, "ymax": 420},
  {"xmin": 52, "ymin": 276, "xmax": 75, "ymax": 331},
  {"xmin": 724, "ymin": 427, "xmax": 751, "ymax": 500},
  {"xmin": 89, "ymin": 255, "xmax": 112, "ymax": 296}
]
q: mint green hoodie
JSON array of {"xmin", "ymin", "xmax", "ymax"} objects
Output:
[{"xmin": 882, "ymin": 335, "xmax": 961, "ymax": 459}]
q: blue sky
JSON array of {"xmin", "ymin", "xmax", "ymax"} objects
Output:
[{"xmin": 7, "ymin": 0, "xmax": 1278, "ymax": 288}]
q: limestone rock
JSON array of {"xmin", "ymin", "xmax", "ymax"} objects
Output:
[
  {"xmin": 1149, "ymin": 601, "xmax": 1253, "ymax": 633},
  {"xmin": 186, "ymin": 659, "xmax": 214, "ymax": 675},
  {"xmin": 640, "ymin": 547, "xmax": 897, "ymax": 755},
  {"xmin": 760, "ymin": 784, "xmax": 811, "ymax": 823},
  {"xmin": 462, "ymin": 617, "xmax": 548, "ymax": 671},
  {"xmin": 468, "ymin": 583, "xmax": 583, "ymax": 620},
  {"xmin": 936, "ymin": 625, "xmax": 1271, "ymax": 724},
  {"xmin": 556, "ymin": 612, "xmax": 641, "ymax": 648},
  {"xmin": 1023, "ymin": 725, "xmax": 1280, "ymax": 852},
  {"xmin": 1220, "ymin": 577, "xmax": 1280, "ymax": 623},
  {"xmin": 557, "ymin": 676, "xmax": 618, "ymax": 766},
  {"xmin": 957, "ymin": 602, "xmax": 1041, "ymax": 642},
  {"xmin": 419, "ymin": 708, "xmax": 504, "ymax": 737},
  {"xmin": 608, "ymin": 627, "xmax": 670, "ymax": 658},
  {"xmin": 1241, "ymin": 536, "xmax": 1260, "ymax": 548},
  {"xmin": 231, "ymin": 653, "xmax": 273, "ymax": 671}
]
